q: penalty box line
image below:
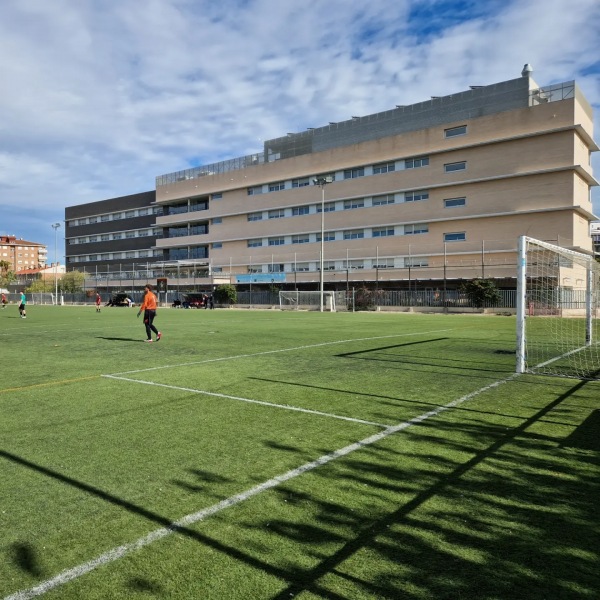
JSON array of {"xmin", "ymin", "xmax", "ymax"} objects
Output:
[
  {"xmin": 102, "ymin": 375, "xmax": 388, "ymax": 427},
  {"xmin": 4, "ymin": 369, "xmax": 520, "ymax": 600},
  {"xmin": 108, "ymin": 329, "xmax": 456, "ymax": 377}
]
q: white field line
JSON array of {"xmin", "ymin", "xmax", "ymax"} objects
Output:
[
  {"xmin": 4, "ymin": 370, "xmax": 519, "ymax": 600},
  {"xmin": 109, "ymin": 329, "xmax": 456, "ymax": 376},
  {"xmin": 103, "ymin": 375, "xmax": 388, "ymax": 427}
]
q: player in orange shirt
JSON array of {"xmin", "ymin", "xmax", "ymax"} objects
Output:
[{"xmin": 137, "ymin": 284, "xmax": 162, "ymax": 342}]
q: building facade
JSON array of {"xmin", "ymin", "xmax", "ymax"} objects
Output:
[
  {"xmin": 0, "ymin": 235, "xmax": 47, "ymax": 272},
  {"xmin": 152, "ymin": 67, "xmax": 598, "ymax": 291},
  {"xmin": 65, "ymin": 191, "xmax": 160, "ymax": 276}
]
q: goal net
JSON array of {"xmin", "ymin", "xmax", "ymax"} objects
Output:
[
  {"xmin": 516, "ymin": 236, "xmax": 600, "ymax": 380},
  {"xmin": 279, "ymin": 291, "xmax": 347, "ymax": 312}
]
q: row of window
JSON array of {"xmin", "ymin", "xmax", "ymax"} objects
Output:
[
  {"xmin": 246, "ymin": 156, "xmax": 431, "ymax": 196},
  {"xmin": 68, "ymin": 207, "xmax": 160, "ymax": 227},
  {"xmin": 243, "ymin": 194, "xmax": 466, "ymax": 223},
  {"xmin": 67, "ymin": 249, "xmax": 161, "ymax": 263},
  {"xmin": 68, "ymin": 229, "xmax": 158, "ymax": 245},
  {"xmin": 243, "ymin": 226, "xmax": 469, "ymax": 248},
  {"xmin": 245, "ymin": 157, "xmax": 468, "ymax": 197}
]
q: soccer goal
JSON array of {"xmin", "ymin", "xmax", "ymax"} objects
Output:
[
  {"xmin": 516, "ymin": 236, "xmax": 600, "ymax": 380},
  {"xmin": 279, "ymin": 290, "xmax": 346, "ymax": 311}
]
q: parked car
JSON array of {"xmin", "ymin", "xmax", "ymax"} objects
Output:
[{"xmin": 105, "ymin": 293, "xmax": 133, "ymax": 307}]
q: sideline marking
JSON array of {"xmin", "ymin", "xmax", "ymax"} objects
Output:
[
  {"xmin": 103, "ymin": 375, "xmax": 388, "ymax": 427},
  {"xmin": 4, "ymin": 370, "xmax": 518, "ymax": 600},
  {"xmin": 109, "ymin": 329, "xmax": 456, "ymax": 376},
  {"xmin": 0, "ymin": 376, "xmax": 99, "ymax": 395}
]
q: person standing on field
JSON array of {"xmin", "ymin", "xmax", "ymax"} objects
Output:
[
  {"xmin": 18, "ymin": 291, "xmax": 27, "ymax": 318},
  {"xmin": 1, "ymin": 292, "xmax": 7, "ymax": 309},
  {"xmin": 137, "ymin": 284, "xmax": 161, "ymax": 342},
  {"xmin": 95, "ymin": 292, "xmax": 102, "ymax": 312}
]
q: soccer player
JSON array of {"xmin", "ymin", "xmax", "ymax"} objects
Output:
[
  {"xmin": 95, "ymin": 292, "xmax": 102, "ymax": 312},
  {"xmin": 1, "ymin": 292, "xmax": 6, "ymax": 309},
  {"xmin": 18, "ymin": 291, "xmax": 27, "ymax": 318},
  {"xmin": 137, "ymin": 284, "xmax": 161, "ymax": 342}
]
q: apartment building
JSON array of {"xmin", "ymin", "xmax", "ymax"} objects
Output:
[
  {"xmin": 0, "ymin": 235, "xmax": 47, "ymax": 272},
  {"xmin": 65, "ymin": 191, "xmax": 160, "ymax": 275},
  {"xmin": 153, "ymin": 66, "xmax": 598, "ymax": 291}
]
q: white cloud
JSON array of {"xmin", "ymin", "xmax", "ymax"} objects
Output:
[{"xmin": 0, "ymin": 0, "xmax": 599, "ymax": 256}]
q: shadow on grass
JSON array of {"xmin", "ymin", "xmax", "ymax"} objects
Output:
[
  {"xmin": 2, "ymin": 378, "xmax": 599, "ymax": 599},
  {"xmin": 9, "ymin": 542, "xmax": 44, "ymax": 577},
  {"xmin": 95, "ymin": 336, "xmax": 147, "ymax": 343}
]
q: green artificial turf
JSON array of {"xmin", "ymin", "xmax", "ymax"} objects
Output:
[{"xmin": 0, "ymin": 306, "xmax": 598, "ymax": 599}]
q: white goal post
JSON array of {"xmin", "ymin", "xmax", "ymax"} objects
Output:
[
  {"xmin": 516, "ymin": 236, "xmax": 599, "ymax": 380},
  {"xmin": 279, "ymin": 290, "xmax": 347, "ymax": 312}
]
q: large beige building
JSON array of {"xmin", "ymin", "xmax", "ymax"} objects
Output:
[{"xmin": 154, "ymin": 66, "xmax": 598, "ymax": 290}]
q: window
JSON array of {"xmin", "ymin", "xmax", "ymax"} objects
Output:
[
  {"xmin": 268, "ymin": 264, "xmax": 284, "ymax": 273},
  {"xmin": 405, "ymin": 190, "xmax": 429, "ymax": 202},
  {"xmin": 405, "ymin": 224, "xmax": 429, "ymax": 235},
  {"xmin": 126, "ymin": 231, "xmax": 136, "ymax": 239},
  {"xmin": 343, "ymin": 230, "xmax": 365, "ymax": 240},
  {"xmin": 444, "ymin": 161, "xmax": 466, "ymax": 173},
  {"xmin": 268, "ymin": 209, "xmax": 285, "ymax": 219},
  {"xmin": 293, "ymin": 263, "xmax": 310, "ymax": 272},
  {"xmin": 212, "ymin": 242, "xmax": 223, "ymax": 249},
  {"xmin": 444, "ymin": 125, "xmax": 467, "ymax": 138},
  {"xmin": 125, "ymin": 210, "xmax": 135, "ymax": 218},
  {"xmin": 113, "ymin": 213, "xmax": 122, "ymax": 220},
  {"xmin": 292, "ymin": 234, "xmax": 310, "ymax": 244},
  {"xmin": 101, "ymin": 234, "xmax": 110, "ymax": 241},
  {"xmin": 212, "ymin": 217, "xmax": 222, "ymax": 224},
  {"xmin": 138, "ymin": 209, "xmax": 148, "ymax": 216},
  {"xmin": 373, "ymin": 162, "xmax": 395, "ymax": 174},
  {"xmin": 89, "ymin": 216, "xmax": 98, "ymax": 224},
  {"xmin": 292, "ymin": 206, "xmax": 309, "ymax": 216},
  {"xmin": 373, "ymin": 259, "xmax": 394, "ymax": 269},
  {"xmin": 348, "ymin": 260, "xmax": 365, "ymax": 270},
  {"xmin": 405, "ymin": 156, "xmax": 429, "ymax": 169},
  {"xmin": 344, "ymin": 167, "xmax": 364, "ymax": 179},
  {"xmin": 444, "ymin": 197, "xmax": 466, "ymax": 208},
  {"xmin": 268, "ymin": 181, "xmax": 285, "ymax": 192},
  {"xmin": 268, "ymin": 237, "xmax": 285, "ymax": 246},
  {"xmin": 373, "ymin": 227, "xmax": 395, "ymax": 238},
  {"xmin": 316, "ymin": 232, "xmax": 336, "ymax": 242},
  {"xmin": 344, "ymin": 198, "xmax": 364, "ymax": 210},
  {"xmin": 444, "ymin": 232, "xmax": 466, "ymax": 242},
  {"xmin": 248, "ymin": 212, "xmax": 263, "ymax": 221},
  {"xmin": 101, "ymin": 215, "xmax": 110, "ymax": 222},
  {"xmin": 248, "ymin": 239, "xmax": 263, "ymax": 248},
  {"xmin": 138, "ymin": 230, "xmax": 151, "ymax": 237},
  {"xmin": 113, "ymin": 233, "xmax": 122, "ymax": 240},
  {"xmin": 406, "ymin": 257, "xmax": 429, "ymax": 267},
  {"xmin": 247, "ymin": 186, "xmax": 263, "ymax": 196},
  {"xmin": 292, "ymin": 178, "xmax": 310, "ymax": 188},
  {"xmin": 372, "ymin": 194, "xmax": 395, "ymax": 206},
  {"xmin": 316, "ymin": 202, "xmax": 336, "ymax": 213},
  {"xmin": 212, "ymin": 192, "xmax": 223, "ymax": 199},
  {"xmin": 89, "ymin": 236, "xmax": 97, "ymax": 242}
]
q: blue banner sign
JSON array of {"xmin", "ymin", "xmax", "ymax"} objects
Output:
[{"xmin": 236, "ymin": 273, "xmax": 286, "ymax": 283}]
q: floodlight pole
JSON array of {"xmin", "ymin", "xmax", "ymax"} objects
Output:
[
  {"xmin": 313, "ymin": 176, "xmax": 332, "ymax": 312},
  {"xmin": 52, "ymin": 222, "xmax": 61, "ymax": 305}
]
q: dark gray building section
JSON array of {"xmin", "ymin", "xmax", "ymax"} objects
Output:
[
  {"xmin": 65, "ymin": 190, "xmax": 159, "ymax": 273},
  {"xmin": 265, "ymin": 76, "xmax": 532, "ymax": 160}
]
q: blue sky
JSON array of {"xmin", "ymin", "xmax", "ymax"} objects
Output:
[{"xmin": 1, "ymin": 0, "xmax": 599, "ymax": 263}]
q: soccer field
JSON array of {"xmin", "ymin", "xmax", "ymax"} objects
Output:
[{"xmin": 1, "ymin": 306, "xmax": 598, "ymax": 599}]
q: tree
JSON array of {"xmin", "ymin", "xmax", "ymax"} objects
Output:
[
  {"xmin": 213, "ymin": 284, "xmax": 237, "ymax": 305},
  {"xmin": 60, "ymin": 271, "xmax": 85, "ymax": 293},
  {"xmin": 0, "ymin": 260, "xmax": 16, "ymax": 288},
  {"xmin": 460, "ymin": 278, "xmax": 501, "ymax": 308},
  {"xmin": 26, "ymin": 279, "xmax": 54, "ymax": 293}
]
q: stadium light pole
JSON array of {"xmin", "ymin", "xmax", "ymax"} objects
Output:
[
  {"xmin": 51, "ymin": 222, "xmax": 61, "ymax": 305},
  {"xmin": 313, "ymin": 176, "xmax": 333, "ymax": 312}
]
